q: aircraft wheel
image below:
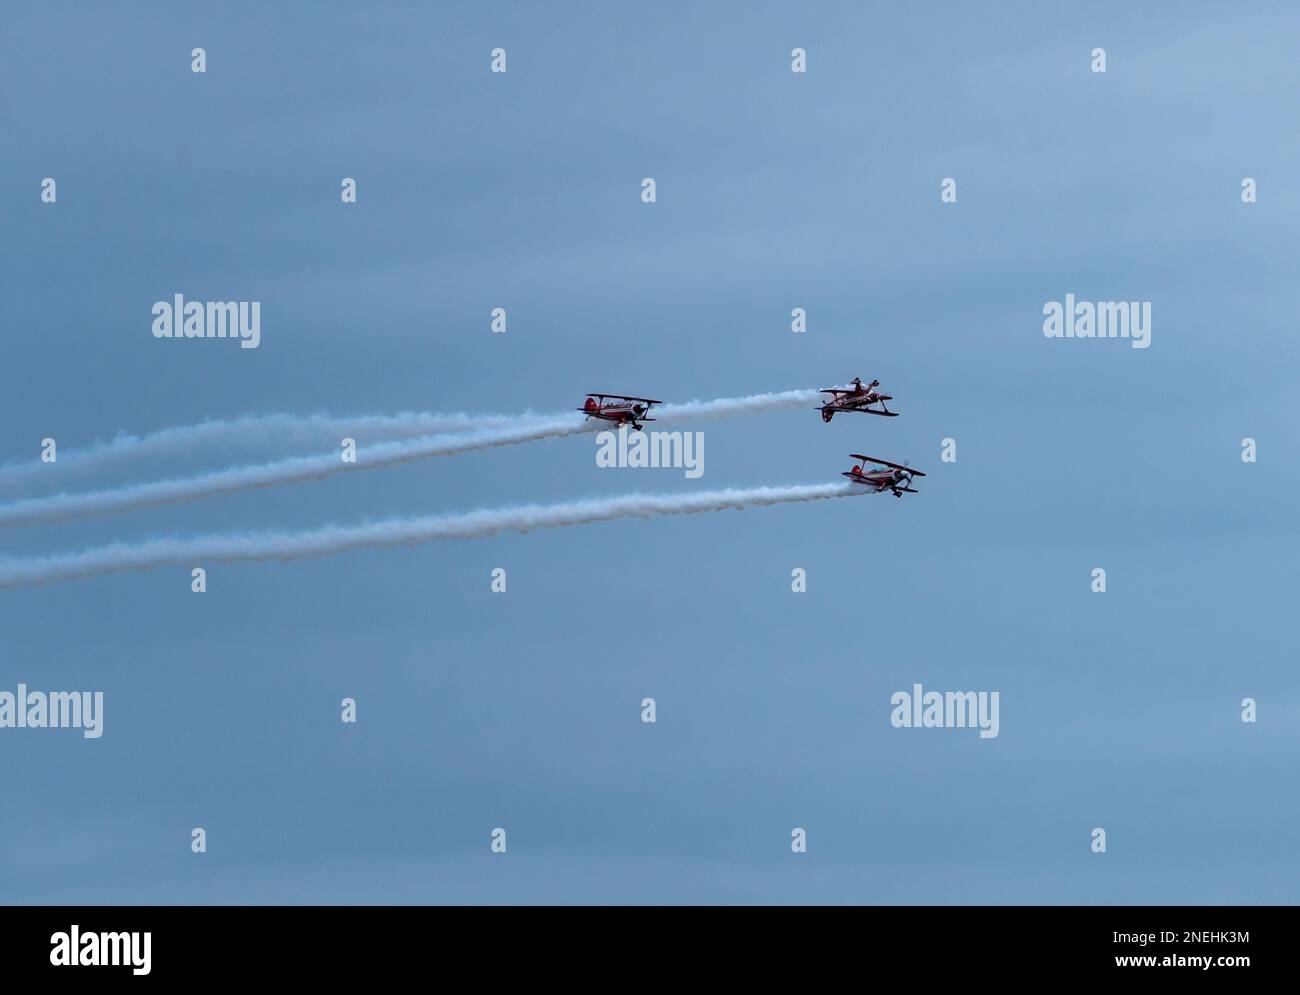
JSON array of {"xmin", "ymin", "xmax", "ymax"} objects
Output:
[{"xmin": 821, "ymin": 410, "xmax": 833, "ymax": 423}]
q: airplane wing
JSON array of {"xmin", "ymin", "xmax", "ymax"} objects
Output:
[
  {"xmin": 586, "ymin": 393, "xmax": 662, "ymax": 404},
  {"xmin": 851, "ymin": 455, "xmax": 925, "ymax": 475}
]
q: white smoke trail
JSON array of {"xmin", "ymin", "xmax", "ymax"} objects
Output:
[
  {"xmin": 0, "ymin": 414, "xmax": 589, "ymax": 528},
  {"xmin": 0, "ymin": 410, "xmax": 520, "ymax": 490},
  {"xmin": 0, "ymin": 482, "xmax": 860, "ymax": 588},
  {"xmin": 0, "ymin": 390, "xmax": 821, "ymax": 528},
  {"xmin": 655, "ymin": 389, "xmax": 820, "ymax": 423},
  {"xmin": 0, "ymin": 389, "xmax": 820, "ymax": 492}
]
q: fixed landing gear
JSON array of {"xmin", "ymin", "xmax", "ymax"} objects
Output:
[{"xmin": 821, "ymin": 409, "xmax": 834, "ymax": 423}]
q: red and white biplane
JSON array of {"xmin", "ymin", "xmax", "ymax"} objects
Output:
[
  {"xmin": 818, "ymin": 377, "xmax": 897, "ymax": 422},
  {"xmin": 579, "ymin": 393, "xmax": 663, "ymax": 431},
  {"xmin": 842, "ymin": 454, "xmax": 926, "ymax": 497}
]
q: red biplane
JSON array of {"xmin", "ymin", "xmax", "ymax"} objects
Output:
[
  {"xmin": 818, "ymin": 377, "xmax": 897, "ymax": 422},
  {"xmin": 579, "ymin": 393, "xmax": 663, "ymax": 431},
  {"xmin": 842, "ymin": 454, "xmax": 926, "ymax": 497}
]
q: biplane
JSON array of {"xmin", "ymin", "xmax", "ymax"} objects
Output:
[
  {"xmin": 818, "ymin": 377, "xmax": 897, "ymax": 421},
  {"xmin": 579, "ymin": 393, "xmax": 663, "ymax": 431},
  {"xmin": 842, "ymin": 454, "xmax": 926, "ymax": 497}
]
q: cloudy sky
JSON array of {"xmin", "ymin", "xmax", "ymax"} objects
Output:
[{"xmin": 1, "ymin": 1, "xmax": 1297, "ymax": 903}]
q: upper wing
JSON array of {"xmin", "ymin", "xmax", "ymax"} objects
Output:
[
  {"xmin": 587, "ymin": 393, "xmax": 662, "ymax": 404},
  {"xmin": 850, "ymin": 455, "xmax": 924, "ymax": 475}
]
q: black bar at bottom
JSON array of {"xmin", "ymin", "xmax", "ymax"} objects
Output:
[{"xmin": 0, "ymin": 905, "xmax": 1276, "ymax": 982}]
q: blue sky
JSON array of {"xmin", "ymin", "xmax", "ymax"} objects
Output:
[{"xmin": 1, "ymin": 1, "xmax": 1297, "ymax": 903}]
